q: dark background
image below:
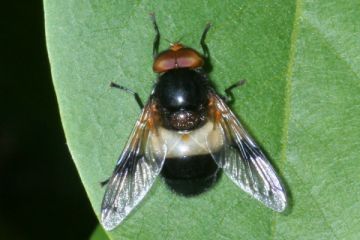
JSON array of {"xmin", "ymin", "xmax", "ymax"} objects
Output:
[{"xmin": 0, "ymin": 2, "xmax": 97, "ymax": 239}]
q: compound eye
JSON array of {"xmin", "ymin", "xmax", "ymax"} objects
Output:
[
  {"xmin": 176, "ymin": 48, "xmax": 204, "ymax": 70},
  {"xmin": 153, "ymin": 48, "xmax": 204, "ymax": 73},
  {"xmin": 153, "ymin": 50, "xmax": 177, "ymax": 73}
]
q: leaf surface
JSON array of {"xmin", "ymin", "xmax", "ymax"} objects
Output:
[{"xmin": 44, "ymin": 1, "xmax": 360, "ymax": 239}]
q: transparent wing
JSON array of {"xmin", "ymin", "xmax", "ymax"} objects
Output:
[
  {"xmin": 101, "ymin": 101, "xmax": 166, "ymax": 230},
  {"xmin": 208, "ymin": 93, "xmax": 287, "ymax": 212}
]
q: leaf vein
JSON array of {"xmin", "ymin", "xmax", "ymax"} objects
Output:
[{"xmin": 270, "ymin": 0, "xmax": 303, "ymax": 239}]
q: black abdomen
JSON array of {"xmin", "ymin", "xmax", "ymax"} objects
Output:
[{"xmin": 161, "ymin": 154, "xmax": 220, "ymax": 196}]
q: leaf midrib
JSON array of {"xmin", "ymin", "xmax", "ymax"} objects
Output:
[{"xmin": 270, "ymin": 0, "xmax": 302, "ymax": 238}]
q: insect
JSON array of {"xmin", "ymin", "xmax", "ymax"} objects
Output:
[{"xmin": 101, "ymin": 15, "xmax": 287, "ymax": 231}]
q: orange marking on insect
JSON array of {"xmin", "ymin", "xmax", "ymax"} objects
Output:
[
  {"xmin": 170, "ymin": 43, "xmax": 184, "ymax": 51},
  {"xmin": 207, "ymin": 97, "xmax": 218, "ymax": 120},
  {"xmin": 181, "ymin": 133, "xmax": 190, "ymax": 142},
  {"xmin": 147, "ymin": 118, "xmax": 154, "ymax": 130},
  {"xmin": 215, "ymin": 110, "xmax": 222, "ymax": 123}
]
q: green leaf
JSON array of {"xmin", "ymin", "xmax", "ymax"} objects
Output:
[
  {"xmin": 90, "ymin": 225, "xmax": 109, "ymax": 240},
  {"xmin": 44, "ymin": 1, "xmax": 360, "ymax": 239}
]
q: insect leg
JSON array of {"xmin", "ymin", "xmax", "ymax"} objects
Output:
[
  {"xmin": 110, "ymin": 82, "xmax": 144, "ymax": 109},
  {"xmin": 150, "ymin": 13, "xmax": 160, "ymax": 59},
  {"xmin": 223, "ymin": 79, "xmax": 246, "ymax": 104},
  {"xmin": 200, "ymin": 23, "xmax": 212, "ymax": 60}
]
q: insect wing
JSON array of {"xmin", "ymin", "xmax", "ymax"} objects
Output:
[
  {"xmin": 208, "ymin": 93, "xmax": 287, "ymax": 212},
  {"xmin": 101, "ymin": 101, "xmax": 166, "ymax": 230}
]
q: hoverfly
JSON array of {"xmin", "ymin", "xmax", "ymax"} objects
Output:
[{"xmin": 101, "ymin": 14, "xmax": 287, "ymax": 231}]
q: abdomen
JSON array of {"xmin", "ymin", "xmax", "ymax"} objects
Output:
[{"xmin": 159, "ymin": 121, "xmax": 223, "ymax": 196}]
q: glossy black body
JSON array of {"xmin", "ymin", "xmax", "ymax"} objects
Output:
[
  {"xmin": 153, "ymin": 68, "xmax": 209, "ymax": 131},
  {"xmin": 152, "ymin": 68, "xmax": 219, "ymax": 196},
  {"xmin": 162, "ymin": 155, "xmax": 220, "ymax": 196},
  {"xmin": 154, "ymin": 68, "xmax": 208, "ymax": 110}
]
